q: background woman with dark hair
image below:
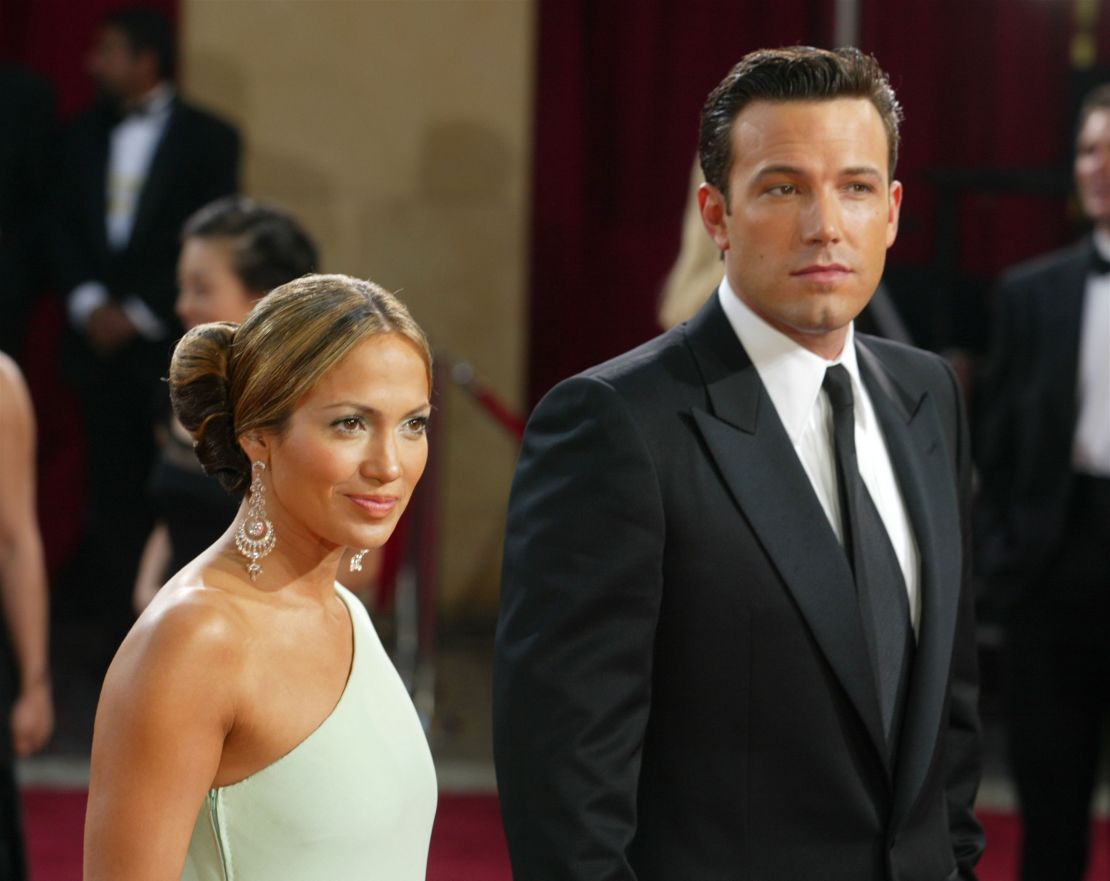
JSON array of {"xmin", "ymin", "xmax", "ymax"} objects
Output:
[{"xmin": 132, "ymin": 197, "xmax": 317, "ymax": 612}]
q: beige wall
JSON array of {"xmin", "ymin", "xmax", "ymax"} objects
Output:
[{"xmin": 181, "ymin": 0, "xmax": 534, "ymax": 616}]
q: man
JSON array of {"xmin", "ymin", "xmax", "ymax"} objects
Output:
[
  {"xmin": 976, "ymin": 84, "xmax": 1110, "ymax": 881},
  {"xmin": 51, "ymin": 7, "xmax": 239, "ymax": 640},
  {"xmin": 494, "ymin": 46, "xmax": 982, "ymax": 881}
]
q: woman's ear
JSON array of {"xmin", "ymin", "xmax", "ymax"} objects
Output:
[{"xmin": 238, "ymin": 432, "xmax": 269, "ymax": 463}]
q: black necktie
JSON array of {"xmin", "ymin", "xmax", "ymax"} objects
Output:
[{"xmin": 823, "ymin": 364, "xmax": 914, "ymax": 752}]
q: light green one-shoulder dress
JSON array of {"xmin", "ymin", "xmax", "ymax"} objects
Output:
[{"xmin": 181, "ymin": 584, "xmax": 437, "ymax": 880}]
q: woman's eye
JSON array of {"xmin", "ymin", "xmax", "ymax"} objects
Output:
[
  {"xmin": 334, "ymin": 416, "xmax": 365, "ymax": 434},
  {"xmin": 404, "ymin": 416, "xmax": 429, "ymax": 436}
]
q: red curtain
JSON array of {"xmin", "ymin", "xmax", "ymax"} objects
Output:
[
  {"xmin": 859, "ymin": 0, "xmax": 1101, "ymax": 274},
  {"xmin": 528, "ymin": 0, "xmax": 832, "ymax": 403},
  {"xmin": 1, "ymin": 0, "xmax": 178, "ymax": 117},
  {"xmin": 529, "ymin": 0, "xmax": 1110, "ymax": 401}
]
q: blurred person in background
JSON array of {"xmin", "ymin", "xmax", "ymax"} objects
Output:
[
  {"xmin": 132, "ymin": 196, "xmax": 318, "ymax": 613},
  {"xmin": 0, "ymin": 352, "xmax": 54, "ymax": 880},
  {"xmin": 0, "ymin": 64, "xmax": 55, "ymax": 364},
  {"xmin": 976, "ymin": 82, "xmax": 1110, "ymax": 881},
  {"xmin": 50, "ymin": 6, "xmax": 239, "ymax": 648}
]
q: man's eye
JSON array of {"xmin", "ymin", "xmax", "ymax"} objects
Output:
[{"xmin": 768, "ymin": 184, "xmax": 796, "ymax": 195}]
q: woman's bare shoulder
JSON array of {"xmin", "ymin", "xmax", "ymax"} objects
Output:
[{"xmin": 103, "ymin": 576, "xmax": 253, "ymax": 706}]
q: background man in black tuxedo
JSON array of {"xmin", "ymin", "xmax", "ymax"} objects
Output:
[
  {"xmin": 51, "ymin": 6, "xmax": 239, "ymax": 644},
  {"xmin": 494, "ymin": 46, "xmax": 982, "ymax": 881},
  {"xmin": 976, "ymin": 84, "xmax": 1110, "ymax": 881}
]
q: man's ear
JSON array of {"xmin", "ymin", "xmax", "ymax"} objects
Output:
[
  {"xmin": 885, "ymin": 179, "xmax": 903, "ymax": 249},
  {"xmin": 697, "ymin": 183, "xmax": 731, "ymax": 252}
]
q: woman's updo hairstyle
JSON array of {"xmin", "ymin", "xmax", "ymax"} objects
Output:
[
  {"xmin": 182, "ymin": 195, "xmax": 318, "ymax": 293},
  {"xmin": 169, "ymin": 274, "xmax": 432, "ymax": 495}
]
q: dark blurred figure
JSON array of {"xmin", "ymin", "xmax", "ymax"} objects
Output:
[
  {"xmin": 50, "ymin": 6, "xmax": 239, "ymax": 645},
  {"xmin": 0, "ymin": 64, "xmax": 55, "ymax": 363},
  {"xmin": 977, "ymin": 83, "xmax": 1110, "ymax": 881},
  {"xmin": 0, "ymin": 352, "xmax": 55, "ymax": 881}
]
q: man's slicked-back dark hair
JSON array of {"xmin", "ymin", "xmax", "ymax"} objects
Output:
[
  {"xmin": 102, "ymin": 6, "xmax": 176, "ymax": 82},
  {"xmin": 699, "ymin": 46, "xmax": 903, "ymax": 198}
]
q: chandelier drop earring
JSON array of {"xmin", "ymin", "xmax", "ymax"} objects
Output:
[
  {"xmin": 349, "ymin": 549, "xmax": 369, "ymax": 573},
  {"xmin": 236, "ymin": 460, "xmax": 276, "ymax": 581}
]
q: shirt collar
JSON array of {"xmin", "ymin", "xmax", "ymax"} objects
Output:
[
  {"xmin": 716, "ymin": 275, "xmax": 864, "ymax": 443},
  {"xmin": 125, "ymin": 83, "xmax": 175, "ymax": 119},
  {"xmin": 1094, "ymin": 228, "xmax": 1110, "ymax": 264}
]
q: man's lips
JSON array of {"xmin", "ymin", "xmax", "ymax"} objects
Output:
[
  {"xmin": 792, "ymin": 263, "xmax": 852, "ymax": 282},
  {"xmin": 347, "ymin": 495, "xmax": 399, "ymax": 518}
]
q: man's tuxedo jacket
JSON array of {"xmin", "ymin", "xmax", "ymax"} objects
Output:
[
  {"xmin": 976, "ymin": 238, "xmax": 1096, "ymax": 581},
  {"xmin": 494, "ymin": 295, "xmax": 983, "ymax": 881},
  {"xmin": 51, "ymin": 94, "xmax": 240, "ymax": 338}
]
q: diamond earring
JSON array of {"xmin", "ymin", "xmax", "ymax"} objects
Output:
[
  {"xmin": 350, "ymin": 549, "xmax": 369, "ymax": 572},
  {"xmin": 236, "ymin": 460, "xmax": 276, "ymax": 581}
]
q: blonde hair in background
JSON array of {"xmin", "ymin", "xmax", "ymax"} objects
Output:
[{"xmin": 657, "ymin": 158, "xmax": 725, "ymax": 330}]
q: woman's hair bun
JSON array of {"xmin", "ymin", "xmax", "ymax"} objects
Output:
[{"xmin": 168, "ymin": 322, "xmax": 251, "ymax": 495}]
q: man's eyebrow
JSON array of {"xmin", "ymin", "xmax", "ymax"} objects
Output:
[
  {"xmin": 840, "ymin": 165, "xmax": 884, "ymax": 179},
  {"xmin": 751, "ymin": 164, "xmax": 886, "ymax": 180},
  {"xmin": 752, "ymin": 164, "xmax": 806, "ymax": 179}
]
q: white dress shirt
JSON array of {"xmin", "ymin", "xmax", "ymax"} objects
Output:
[
  {"xmin": 717, "ymin": 278, "xmax": 922, "ymax": 633},
  {"xmin": 67, "ymin": 84, "xmax": 175, "ymax": 340},
  {"xmin": 1072, "ymin": 229, "xmax": 1110, "ymax": 476}
]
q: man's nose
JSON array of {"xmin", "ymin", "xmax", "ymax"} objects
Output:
[{"xmin": 801, "ymin": 190, "xmax": 843, "ymax": 245}]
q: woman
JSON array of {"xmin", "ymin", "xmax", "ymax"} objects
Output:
[
  {"xmin": 85, "ymin": 275, "xmax": 437, "ymax": 880},
  {"xmin": 133, "ymin": 197, "xmax": 318, "ymax": 612},
  {"xmin": 0, "ymin": 352, "xmax": 53, "ymax": 880}
]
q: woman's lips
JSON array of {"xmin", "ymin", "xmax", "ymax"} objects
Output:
[{"xmin": 348, "ymin": 495, "xmax": 399, "ymax": 518}]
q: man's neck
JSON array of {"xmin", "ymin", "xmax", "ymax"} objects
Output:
[{"xmin": 121, "ymin": 80, "xmax": 169, "ymax": 113}]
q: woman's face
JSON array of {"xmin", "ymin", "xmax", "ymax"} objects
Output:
[
  {"xmin": 175, "ymin": 236, "xmax": 259, "ymax": 329},
  {"xmin": 253, "ymin": 333, "xmax": 431, "ymax": 556}
]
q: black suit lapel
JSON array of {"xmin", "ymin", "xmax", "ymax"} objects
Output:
[
  {"xmin": 127, "ymin": 100, "xmax": 182, "ymax": 257},
  {"xmin": 685, "ymin": 298, "xmax": 889, "ymax": 769},
  {"xmin": 1045, "ymin": 243, "xmax": 1090, "ymax": 406},
  {"xmin": 856, "ymin": 341, "xmax": 962, "ymax": 827},
  {"xmin": 87, "ymin": 115, "xmax": 111, "ymax": 258}
]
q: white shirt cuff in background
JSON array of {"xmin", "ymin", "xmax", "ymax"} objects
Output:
[
  {"xmin": 67, "ymin": 281, "xmax": 110, "ymax": 330},
  {"xmin": 121, "ymin": 296, "xmax": 167, "ymax": 341}
]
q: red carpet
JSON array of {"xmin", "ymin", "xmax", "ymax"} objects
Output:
[
  {"xmin": 22, "ymin": 789, "xmax": 511, "ymax": 881},
  {"xmin": 18, "ymin": 788, "xmax": 1110, "ymax": 881}
]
